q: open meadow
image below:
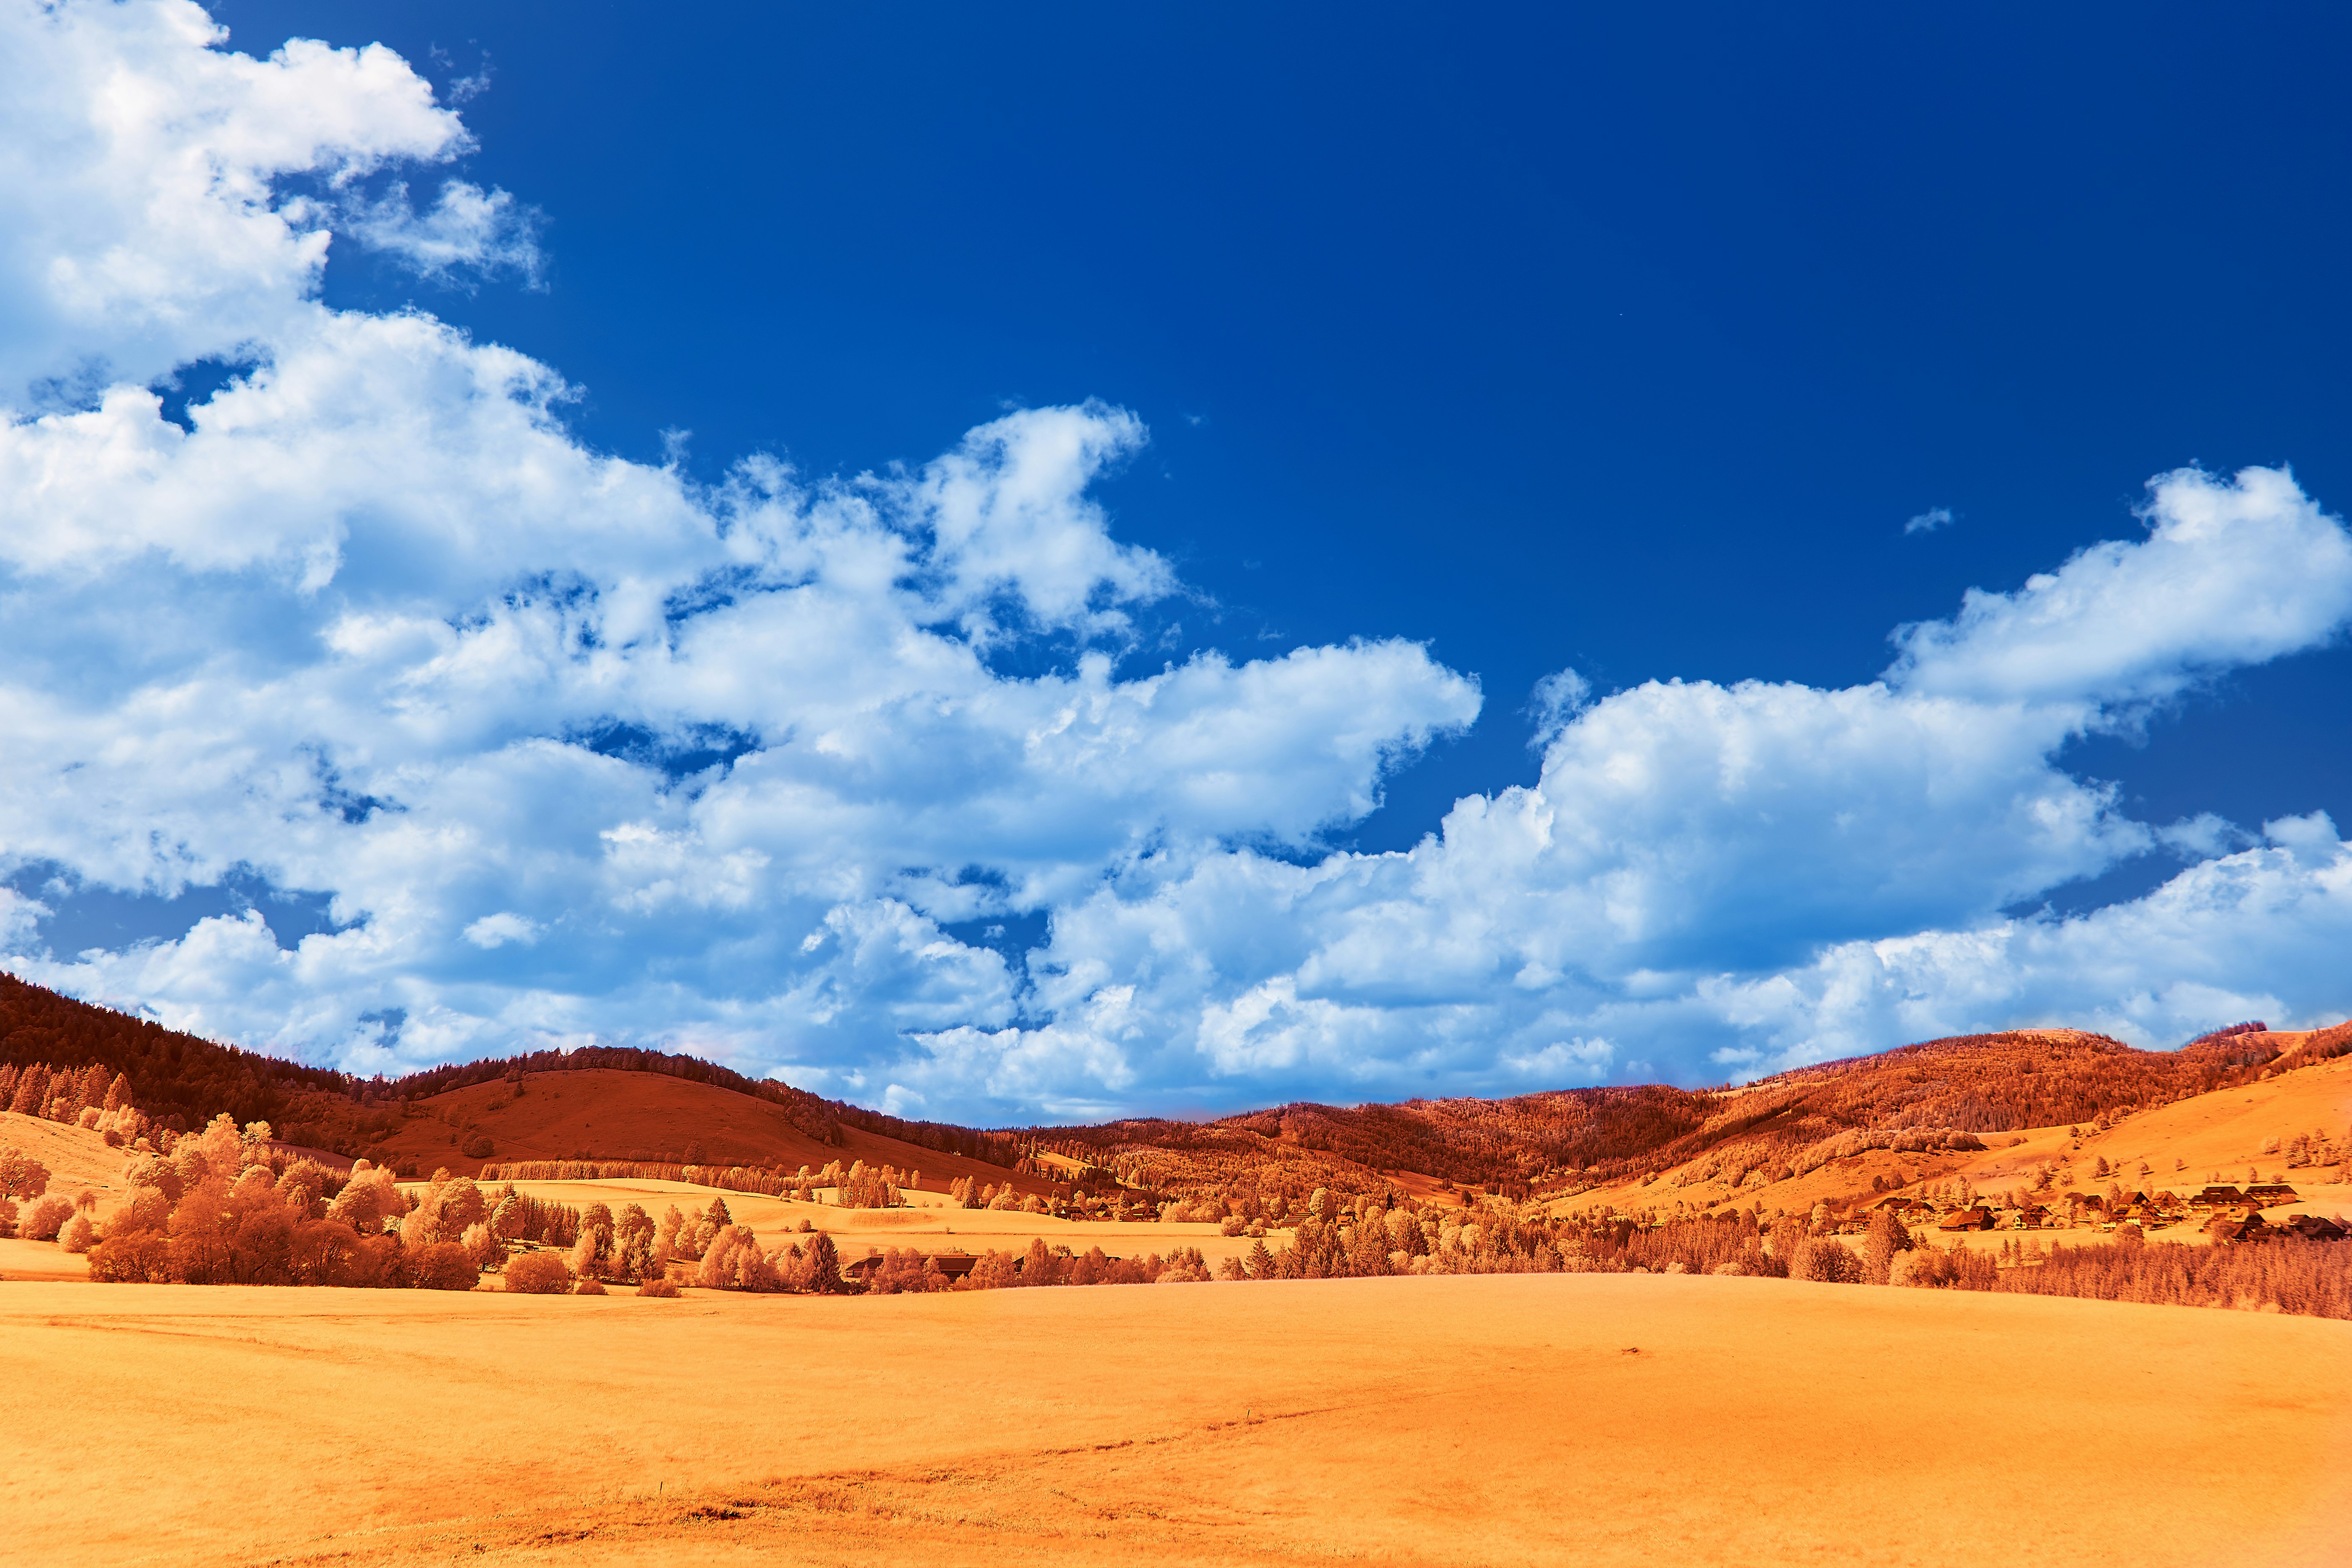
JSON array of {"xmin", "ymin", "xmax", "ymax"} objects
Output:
[
  {"xmin": 448, "ymin": 1175, "xmax": 1281, "ymax": 1273},
  {"xmin": 2, "ymin": 1271, "xmax": 2347, "ymax": 1568}
]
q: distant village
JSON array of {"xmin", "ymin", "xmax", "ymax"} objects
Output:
[{"xmin": 1855, "ymin": 1181, "xmax": 2346, "ymax": 1245}]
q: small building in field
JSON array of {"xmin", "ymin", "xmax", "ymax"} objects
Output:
[
  {"xmin": 2207, "ymin": 1213, "xmax": 2272, "ymax": 1244},
  {"xmin": 2011, "ymin": 1204, "xmax": 2052, "ymax": 1230},
  {"xmin": 1937, "ymin": 1206, "xmax": 1994, "ymax": 1232},
  {"xmin": 2283, "ymin": 1215, "xmax": 2346, "ymax": 1241},
  {"xmin": 2193, "ymin": 1186, "xmax": 2245, "ymax": 1209},
  {"xmin": 2244, "ymin": 1183, "xmax": 2299, "ymax": 1208},
  {"xmin": 926, "ymin": 1252, "xmax": 978, "ymax": 1279}
]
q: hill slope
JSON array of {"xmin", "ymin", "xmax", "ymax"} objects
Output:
[
  {"xmin": 377, "ymin": 1070, "xmax": 1054, "ymax": 1196},
  {"xmin": 3, "ymin": 972, "xmax": 2346, "ymax": 1219}
]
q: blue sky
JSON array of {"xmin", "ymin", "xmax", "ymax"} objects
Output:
[
  {"xmin": 3, "ymin": 1, "xmax": 2350, "ymax": 1122},
  {"xmin": 292, "ymin": 0, "xmax": 2352, "ymax": 852}
]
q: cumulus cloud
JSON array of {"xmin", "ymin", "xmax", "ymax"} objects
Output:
[
  {"xmin": 2, "ymin": 0, "xmax": 2349, "ymax": 1120},
  {"xmin": 1887, "ymin": 465, "xmax": 2352, "ymax": 707},
  {"xmin": 1903, "ymin": 505, "xmax": 1953, "ymax": 535}
]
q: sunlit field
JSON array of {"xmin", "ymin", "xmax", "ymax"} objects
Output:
[{"xmin": 3, "ymin": 1271, "xmax": 2347, "ymax": 1567}]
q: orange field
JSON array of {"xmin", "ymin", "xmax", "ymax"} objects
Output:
[{"xmin": 2, "ymin": 1271, "xmax": 2347, "ymax": 1566}]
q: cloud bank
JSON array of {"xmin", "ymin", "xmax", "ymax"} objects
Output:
[{"xmin": 2, "ymin": 0, "xmax": 2349, "ymax": 1121}]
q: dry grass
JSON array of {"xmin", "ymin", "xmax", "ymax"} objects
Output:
[
  {"xmin": 460, "ymin": 1175, "xmax": 1277, "ymax": 1270},
  {"xmin": 3, "ymin": 1272, "xmax": 2347, "ymax": 1566},
  {"xmin": 1560, "ymin": 1051, "xmax": 2352, "ymax": 1225},
  {"xmin": 0, "ymin": 1109, "xmax": 129, "ymax": 1202}
]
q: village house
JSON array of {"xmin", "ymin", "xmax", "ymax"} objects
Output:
[{"xmin": 2206, "ymin": 1213, "xmax": 2273, "ymax": 1244}]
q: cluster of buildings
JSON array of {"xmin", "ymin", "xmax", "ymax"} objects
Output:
[{"xmin": 1854, "ymin": 1182, "xmax": 2344, "ymax": 1245}]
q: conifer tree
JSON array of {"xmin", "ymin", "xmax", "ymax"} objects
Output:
[
  {"xmin": 803, "ymin": 1229, "xmax": 841, "ymax": 1292},
  {"xmin": 10, "ymin": 1063, "xmax": 50, "ymax": 1116}
]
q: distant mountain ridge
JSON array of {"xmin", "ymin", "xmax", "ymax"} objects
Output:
[{"xmin": 1, "ymin": 971, "xmax": 2344, "ymax": 1198}]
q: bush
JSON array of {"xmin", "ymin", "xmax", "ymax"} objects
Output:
[
  {"xmin": 461, "ymin": 1134, "xmax": 494, "ymax": 1159},
  {"xmin": 638, "ymin": 1276, "xmax": 680, "ymax": 1297},
  {"xmin": 58, "ymin": 1214, "xmax": 95, "ymax": 1253},
  {"xmin": 22, "ymin": 1195, "xmax": 73, "ymax": 1243},
  {"xmin": 1793, "ymin": 1238, "xmax": 1864, "ymax": 1284},
  {"xmin": 575, "ymin": 1276, "xmax": 607, "ymax": 1295},
  {"xmin": 503, "ymin": 1250, "xmax": 573, "ymax": 1294},
  {"xmin": 87, "ymin": 1230, "xmax": 171, "ymax": 1283},
  {"xmin": 405, "ymin": 1242, "xmax": 480, "ymax": 1291}
]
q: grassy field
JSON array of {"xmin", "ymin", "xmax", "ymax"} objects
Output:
[
  {"xmin": 2, "ymin": 1271, "xmax": 2346, "ymax": 1566},
  {"xmin": 457, "ymin": 1175, "xmax": 1278, "ymax": 1270},
  {"xmin": 1557, "ymin": 1050, "xmax": 2352, "ymax": 1224}
]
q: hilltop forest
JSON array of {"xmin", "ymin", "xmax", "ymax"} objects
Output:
[{"xmin": 4, "ymin": 974, "xmax": 2348, "ymax": 1212}]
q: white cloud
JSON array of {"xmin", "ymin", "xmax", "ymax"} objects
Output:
[
  {"xmin": 1903, "ymin": 505, "xmax": 1953, "ymax": 535},
  {"xmin": 0, "ymin": 0, "xmax": 498, "ymax": 403},
  {"xmin": 335, "ymin": 179, "xmax": 541, "ymax": 283},
  {"xmin": 462, "ymin": 912, "xmax": 538, "ymax": 949},
  {"xmin": 1887, "ymin": 465, "xmax": 2352, "ymax": 707},
  {"xmin": 2, "ymin": 0, "xmax": 2350, "ymax": 1121}
]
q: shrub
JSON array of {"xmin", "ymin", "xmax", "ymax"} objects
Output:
[
  {"xmin": 405, "ymin": 1242, "xmax": 480, "ymax": 1291},
  {"xmin": 462, "ymin": 1134, "xmax": 494, "ymax": 1159},
  {"xmin": 1794, "ymin": 1238, "xmax": 1864, "ymax": 1284},
  {"xmin": 23, "ymin": 1195, "xmax": 73, "ymax": 1242},
  {"xmin": 575, "ymin": 1277, "xmax": 607, "ymax": 1295},
  {"xmin": 87, "ymin": 1230, "xmax": 171, "ymax": 1283},
  {"xmin": 638, "ymin": 1276, "xmax": 680, "ymax": 1297},
  {"xmin": 58, "ymin": 1214, "xmax": 95, "ymax": 1253},
  {"xmin": 503, "ymin": 1250, "xmax": 573, "ymax": 1294}
]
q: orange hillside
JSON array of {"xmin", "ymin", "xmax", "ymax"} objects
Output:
[{"xmin": 374, "ymin": 1069, "xmax": 1052, "ymax": 1196}]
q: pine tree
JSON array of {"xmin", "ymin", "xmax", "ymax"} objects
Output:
[
  {"xmin": 803, "ymin": 1230, "xmax": 841, "ymax": 1292},
  {"xmin": 9, "ymin": 1063, "xmax": 50, "ymax": 1116}
]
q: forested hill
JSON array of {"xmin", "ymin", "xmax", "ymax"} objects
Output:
[
  {"xmin": 1034, "ymin": 1025, "xmax": 2352, "ymax": 1197},
  {"xmin": 0, "ymin": 974, "xmax": 1016, "ymax": 1169},
  {"xmin": 2, "ymin": 971, "xmax": 2345, "ymax": 1191},
  {"xmin": 0, "ymin": 972, "xmax": 354, "ymax": 1131}
]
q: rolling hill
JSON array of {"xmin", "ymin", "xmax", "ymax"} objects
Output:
[
  {"xmin": 2, "ymin": 972, "xmax": 2345, "ymax": 1220},
  {"xmin": 373, "ymin": 1069, "xmax": 1058, "ymax": 1197}
]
